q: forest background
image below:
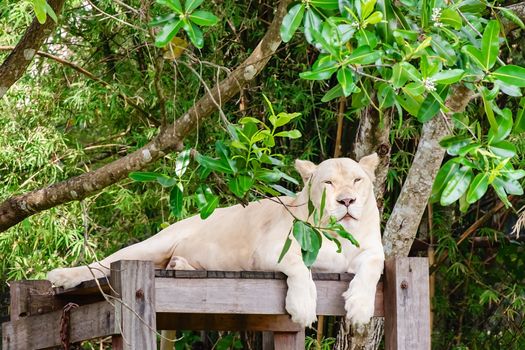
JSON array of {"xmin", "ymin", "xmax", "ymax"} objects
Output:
[{"xmin": 0, "ymin": 0, "xmax": 524, "ymax": 349}]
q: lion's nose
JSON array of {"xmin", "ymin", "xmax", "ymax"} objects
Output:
[{"xmin": 337, "ymin": 197, "xmax": 356, "ymax": 207}]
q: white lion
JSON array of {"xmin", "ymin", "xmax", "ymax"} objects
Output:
[{"xmin": 48, "ymin": 154, "xmax": 385, "ymax": 328}]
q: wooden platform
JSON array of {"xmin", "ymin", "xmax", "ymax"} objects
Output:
[{"xmin": 2, "ymin": 258, "xmax": 430, "ymax": 350}]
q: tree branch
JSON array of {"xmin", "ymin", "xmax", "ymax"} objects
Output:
[
  {"xmin": 382, "ymin": 85, "xmax": 475, "ymax": 258},
  {"xmin": 0, "ymin": 0, "xmax": 66, "ymax": 98},
  {"xmin": 0, "ymin": 0, "xmax": 292, "ymax": 233}
]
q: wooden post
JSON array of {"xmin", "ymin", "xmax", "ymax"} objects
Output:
[
  {"xmin": 110, "ymin": 260, "xmax": 157, "ymax": 350},
  {"xmin": 384, "ymin": 257, "xmax": 430, "ymax": 350},
  {"xmin": 273, "ymin": 329, "xmax": 305, "ymax": 350},
  {"xmin": 9, "ymin": 280, "xmax": 58, "ymax": 321}
]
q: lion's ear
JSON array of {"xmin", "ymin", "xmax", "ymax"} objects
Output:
[
  {"xmin": 358, "ymin": 153, "xmax": 379, "ymax": 181},
  {"xmin": 295, "ymin": 159, "xmax": 317, "ymax": 184}
]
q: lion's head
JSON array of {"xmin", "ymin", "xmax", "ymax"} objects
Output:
[{"xmin": 295, "ymin": 154, "xmax": 379, "ymax": 230}]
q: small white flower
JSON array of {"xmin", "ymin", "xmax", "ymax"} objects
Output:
[
  {"xmin": 431, "ymin": 7, "xmax": 442, "ymax": 26},
  {"xmin": 423, "ymin": 78, "xmax": 436, "ymax": 92}
]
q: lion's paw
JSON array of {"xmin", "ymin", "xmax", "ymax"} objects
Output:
[
  {"xmin": 342, "ymin": 282, "xmax": 375, "ymax": 328},
  {"xmin": 47, "ymin": 267, "xmax": 89, "ymax": 289},
  {"xmin": 285, "ymin": 282, "xmax": 317, "ymax": 328}
]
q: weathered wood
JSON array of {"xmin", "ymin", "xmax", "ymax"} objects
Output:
[
  {"xmin": 157, "ymin": 313, "xmax": 302, "ymax": 332},
  {"xmin": 2, "ymin": 301, "xmax": 114, "ymax": 349},
  {"xmin": 110, "ymin": 260, "xmax": 157, "ymax": 350},
  {"xmin": 9, "ymin": 280, "xmax": 60, "ymax": 321},
  {"xmin": 273, "ymin": 329, "xmax": 305, "ymax": 350},
  {"xmin": 262, "ymin": 331, "xmax": 275, "ymax": 350},
  {"xmin": 384, "ymin": 257, "xmax": 430, "ymax": 350},
  {"xmin": 155, "ymin": 277, "xmax": 383, "ymax": 316}
]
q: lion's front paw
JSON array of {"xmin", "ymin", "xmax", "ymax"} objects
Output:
[
  {"xmin": 342, "ymin": 282, "xmax": 375, "ymax": 328},
  {"xmin": 47, "ymin": 267, "xmax": 90, "ymax": 289},
  {"xmin": 285, "ymin": 280, "xmax": 317, "ymax": 328}
]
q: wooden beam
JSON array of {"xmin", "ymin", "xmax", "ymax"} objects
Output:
[
  {"xmin": 1, "ymin": 301, "xmax": 114, "ymax": 349},
  {"xmin": 9, "ymin": 280, "xmax": 61, "ymax": 321},
  {"xmin": 110, "ymin": 260, "xmax": 157, "ymax": 350},
  {"xmin": 157, "ymin": 313, "xmax": 302, "ymax": 332},
  {"xmin": 155, "ymin": 278, "xmax": 383, "ymax": 317},
  {"xmin": 384, "ymin": 257, "xmax": 430, "ymax": 350}
]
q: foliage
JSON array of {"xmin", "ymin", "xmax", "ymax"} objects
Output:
[{"xmin": 1, "ymin": 0, "xmax": 525, "ymax": 348}]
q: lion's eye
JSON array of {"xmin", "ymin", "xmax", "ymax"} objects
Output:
[
  {"xmin": 324, "ymin": 180, "xmax": 333, "ymax": 185},
  {"xmin": 354, "ymin": 178, "xmax": 362, "ymax": 183}
]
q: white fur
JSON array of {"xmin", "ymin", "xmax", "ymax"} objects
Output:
[{"xmin": 48, "ymin": 155, "xmax": 385, "ymax": 328}]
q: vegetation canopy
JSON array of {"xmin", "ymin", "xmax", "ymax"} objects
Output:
[{"xmin": 0, "ymin": 0, "xmax": 524, "ymax": 348}]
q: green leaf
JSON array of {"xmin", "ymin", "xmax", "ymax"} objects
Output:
[
  {"xmin": 431, "ymin": 159, "xmax": 460, "ymax": 202},
  {"xmin": 200, "ymin": 194, "xmax": 219, "ymax": 219},
  {"xmin": 156, "ymin": 174, "xmax": 178, "ymax": 187},
  {"xmin": 150, "ymin": 13, "xmax": 178, "ymax": 27},
  {"xmin": 463, "ymin": 45, "xmax": 486, "ymax": 70},
  {"xmin": 439, "ymin": 134, "xmax": 472, "ymax": 150},
  {"xmin": 499, "ymin": 7, "xmax": 525, "ymax": 30},
  {"xmin": 431, "ymin": 35, "xmax": 456, "ymax": 66},
  {"xmin": 33, "ymin": 0, "xmax": 47, "ymax": 24},
  {"xmin": 300, "ymin": 64, "xmax": 338, "ymax": 80},
  {"xmin": 278, "ymin": 233, "xmax": 293, "ymax": 263},
  {"xmin": 293, "ymin": 220, "xmax": 320, "ymax": 252},
  {"xmin": 492, "ymin": 65, "xmax": 525, "ymax": 87},
  {"xmin": 491, "ymin": 178, "xmax": 512, "ymax": 207},
  {"xmin": 481, "ymin": 20, "xmax": 500, "ymax": 70},
  {"xmin": 195, "ymin": 154, "xmax": 235, "ymax": 174},
  {"xmin": 310, "ymin": 0, "xmax": 339, "ymax": 9},
  {"xmin": 513, "ymin": 98, "xmax": 525, "ymax": 133},
  {"xmin": 183, "ymin": 19, "xmax": 204, "ymax": 48},
  {"xmin": 361, "ymin": 0, "xmax": 378, "ymax": 20},
  {"xmin": 489, "ymin": 141, "xmax": 517, "ymax": 158},
  {"xmin": 440, "ymin": 8, "xmax": 462, "ymax": 29},
  {"xmin": 440, "ymin": 166, "xmax": 474, "ymax": 206},
  {"xmin": 330, "ymin": 223, "xmax": 360, "ymax": 247},
  {"xmin": 157, "ymin": 0, "xmax": 183, "ymax": 13},
  {"xmin": 356, "ymin": 29, "xmax": 378, "ymax": 49},
  {"xmin": 184, "ymin": 0, "xmax": 203, "ymax": 12},
  {"xmin": 280, "ymin": 3, "xmax": 305, "ymax": 43},
  {"xmin": 378, "ymin": 83, "xmax": 395, "ymax": 108},
  {"xmin": 170, "ymin": 185, "xmax": 184, "ymax": 217},
  {"xmin": 129, "ymin": 171, "xmax": 162, "ymax": 182},
  {"xmin": 431, "ymin": 69, "xmax": 465, "ymax": 85},
  {"xmin": 175, "ymin": 149, "xmax": 191, "ymax": 177},
  {"xmin": 500, "ymin": 177, "xmax": 524, "ymax": 195},
  {"xmin": 44, "ymin": 2, "xmax": 58, "ymax": 22},
  {"xmin": 270, "ymin": 184, "xmax": 296, "ymax": 197},
  {"xmin": 228, "ymin": 175, "xmax": 254, "ymax": 197},
  {"xmin": 322, "ymin": 84, "xmax": 344, "ymax": 102},
  {"xmin": 155, "ymin": 19, "xmax": 183, "ymax": 47},
  {"xmin": 417, "ymin": 86, "xmax": 448, "ymax": 123},
  {"xmin": 304, "ymin": 9, "xmax": 322, "ymax": 44},
  {"xmin": 376, "ymin": 0, "xmax": 396, "ymax": 43},
  {"xmin": 363, "ymin": 11, "xmax": 383, "ymax": 26},
  {"xmin": 275, "ymin": 129, "xmax": 302, "ymax": 138},
  {"xmin": 488, "ymin": 108, "xmax": 513, "ymax": 143},
  {"xmin": 337, "ymin": 67, "xmax": 354, "ymax": 97},
  {"xmin": 346, "ymin": 46, "xmax": 382, "ymax": 64},
  {"xmin": 272, "ymin": 112, "xmax": 301, "ymax": 127},
  {"xmin": 466, "ymin": 173, "xmax": 489, "ymax": 203},
  {"xmin": 189, "ymin": 10, "xmax": 219, "ymax": 26}
]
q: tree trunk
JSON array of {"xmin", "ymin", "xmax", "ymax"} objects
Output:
[
  {"xmin": 336, "ymin": 85, "xmax": 474, "ymax": 349},
  {"xmin": 335, "ymin": 103, "xmax": 392, "ymax": 350}
]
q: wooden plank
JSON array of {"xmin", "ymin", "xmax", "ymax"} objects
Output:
[
  {"xmin": 9, "ymin": 280, "xmax": 60, "ymax": 321},
  {"xmin": 1, "ymin": 301, "xmax": 114, "ymax": 349},
  {"xmin": 110, "ymin": 260, "xmax": 157, "ymax": 350},
  {"xmin": 384, "ymin": 258, "xmax": 430, "ymax": 350},
  {"xmin": 157, "ymin": 313, "xmax": 302, "ymax": 332},
  {"xmin": 155, "ymin": 278, "xmax": 383, "ymax": 316},
  {"xmin": 274, "ymin": 329, "xmax": 305, "ymax": 350}
]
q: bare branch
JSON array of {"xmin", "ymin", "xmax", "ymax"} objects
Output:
[{"xmin": 0, "ymin": 0, "xmax": 292, "ymax": 233}]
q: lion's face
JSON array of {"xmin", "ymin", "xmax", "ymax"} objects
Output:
[{"xmin": 295, "ymin": 154, "xmax": 378, "ymax": 229}]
